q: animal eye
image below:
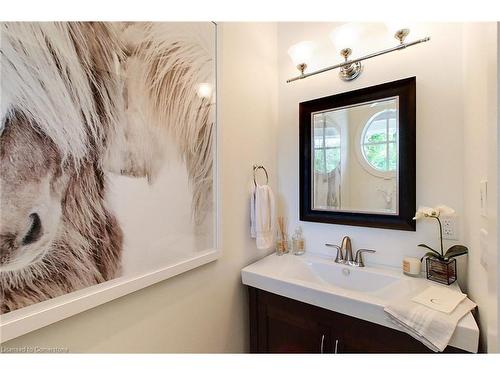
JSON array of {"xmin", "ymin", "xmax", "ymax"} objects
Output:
[{"xmin": 22, "ymin": 213, "xmax": 43, "ymax": 246}]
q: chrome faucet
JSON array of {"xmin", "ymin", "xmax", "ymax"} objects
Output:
[
  {"xmin": 325, "ymin": 236, "xmax": 376, "ymax": 267},
  {"xmin": 341, "ymin": 236, "xmax": 353, "ymax": 263}
]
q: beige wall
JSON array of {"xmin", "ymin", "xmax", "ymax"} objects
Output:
[
  {"xmin": 1, "ymin": 22, "xmax": 278, "ymax": 353},
  {"xmin": 462, "ymin": 22, "xmax": 498, "ymax": 353}
]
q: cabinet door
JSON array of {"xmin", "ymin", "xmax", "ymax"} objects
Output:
[
  {"xmin": 263, "ymin": 305, "xmax": 331, "ymax": 353},
  {"xmin": 333, "ymin": 313, "xmax": 432, "ymax": 353},
  {"xmin": 254, "ymin": 290, "xmax": 333, "ymax": 353}
]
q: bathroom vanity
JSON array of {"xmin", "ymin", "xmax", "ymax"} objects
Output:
[{"xmin": 242, "ymin": 254, "xmax": 479, "ymax": 353}]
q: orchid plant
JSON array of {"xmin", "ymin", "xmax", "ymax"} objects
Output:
[{"xmin": 413, "ymin": 205, "xmax": 468, "ymax": 262}]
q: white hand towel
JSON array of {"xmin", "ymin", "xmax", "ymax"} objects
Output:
[
  {"xmin": 250, "ymin": 186, "xmax": 257, "ymax": 239},
  {"xmin": 250, "ymin": 184, "xmax": 275, "ymax": 250},
  {"xmin": 384, "ymin": 296, "xmax": 476, "ymax": 352},
  {"xmin": 411, "ymin": 286, "xmax": 467, "ymax": 314}
]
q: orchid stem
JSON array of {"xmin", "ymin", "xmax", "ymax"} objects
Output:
[{"xmin": 435, "ymin": 216, "xmax": 444, "ymax": 257}]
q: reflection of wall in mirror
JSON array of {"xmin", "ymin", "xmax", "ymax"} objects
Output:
[
  {"xmin": 313, "ymin": 110, "xmax": 349, "ymax": 210},
  {"xmin": 345, "ymin": 101, "xmax": 397, "ymax": 213}
]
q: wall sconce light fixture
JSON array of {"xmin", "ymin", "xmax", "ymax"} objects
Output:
[
  {"xmin": 330, "ymin": 24, "xmax": 363, "ymax": 81},
  {"xmin": 287, "ymin": 41, "xmax": 315, "ymax": 75},
  {"xmin": 287, "ymin": 24, "xmax": 429, "ymax": 83},
  {"xmin": 337, "ymin": 47, "xmax": 362, "ymax": 81}
]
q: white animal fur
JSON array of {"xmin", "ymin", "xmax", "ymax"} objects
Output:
[
  {"xmin": 1, "ymin": 21, "xmax": 214, "ymax": 220},
  {"xmin": 0, "ymin": 22, "xmax": 215, "ymax": 312},
  {"xmin": 107, "ymin": 22, "xmax": 215, "ymax": 220},
  {"xmin": 0, "ymin": 22, "xmax": 124, "ymax": 164}
]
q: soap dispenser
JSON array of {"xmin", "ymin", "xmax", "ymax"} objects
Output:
[{"xmin": 292, "ymin": 227, "xmax": 305, "ymax": 256}]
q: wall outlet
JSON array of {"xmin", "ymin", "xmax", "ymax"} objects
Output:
[{"xmin": 441, "ymin": 216, "xmax": 458, "ymax": 240}]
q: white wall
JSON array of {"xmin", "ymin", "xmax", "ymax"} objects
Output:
[
  {"xmin": 462, "ymin": 22, "xmax": 498, "ymax": 353},
  {"xmin": 277, "ymin": 23, "xmax": 466, "ymax": 271},
  {"xmin": 1, "ymin": 22, "xmax": 278, "ymax": 353}
]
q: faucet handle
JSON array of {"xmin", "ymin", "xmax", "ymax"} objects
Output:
[
  {"xmin": 325, "ymin": 243, "xmax": 343, "ymax": 263},
  {"xmin": 354, "ymin": 249, "xmax": 376, "ymax": 267}
]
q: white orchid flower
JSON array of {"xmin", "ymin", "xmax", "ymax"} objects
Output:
[
  {"xmin": 413, "ymin": 206, "xmax": 436, "ymax": 220},
  {"xmin": 414, "ymin": 204, "xmax": 466, "ymax": 266},
  {"xmin": 413, "ymin": 205, "xmax": 455, "ymax": 220},
  {"xmin": 434, "ymin": 205, "xmax": 455, "ymax": 217}
]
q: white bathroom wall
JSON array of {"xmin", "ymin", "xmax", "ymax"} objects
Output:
[
  {"xmin": 1, "ymin": 22, "xmax": 278, "ymax": 352},
  {"xmin": 462, "ymin": 22, "xmax": 498, "ymax": 353},
  {"xmin": 277, "ymin": 23, "xmax": 466, "ymax": 270}
]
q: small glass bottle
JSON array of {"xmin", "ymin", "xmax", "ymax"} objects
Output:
[
  {"xmin": 275, "ymin": 230, "xmax": 289, "ymax": 256},
  {"xmin": 283, "ymin": 235, "xmax": 290, "ymax": 254},
  {"xmin": 276, "ymin": 238, "xmax": 289, "ymax": 255},
  {"xmin": 292, "ymin": 227, "xmax": 305, "ymax": 255}
]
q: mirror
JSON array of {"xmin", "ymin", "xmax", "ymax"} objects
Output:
[
  {"xmin": 312, "ymin": 97, "xmax": 398, "ymax": 213},
  {"xmin": 300, "ymin": 78, "xmax": 415, "ymax": 230}
]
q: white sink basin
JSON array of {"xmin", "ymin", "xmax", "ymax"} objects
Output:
[
  {"xmin": 241, "ymin": 253, "xmax": 479, "ymax": 353},
  {"xmin": 307, "ymin": 260, "xmax": 402, "ymax": 293}
]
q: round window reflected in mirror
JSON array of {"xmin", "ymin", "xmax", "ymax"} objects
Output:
[{"xmin": 361, "ymin": 109, "xmax": 398, "ymax": 173}]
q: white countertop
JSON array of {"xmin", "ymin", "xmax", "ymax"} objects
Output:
[{"xmin": 241, "ymin": 253, "xmax": 479, "ymax": 353}]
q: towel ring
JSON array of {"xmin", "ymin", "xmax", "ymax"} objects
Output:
[{"xmin": 253, "ymin": 164, "xmax": 269, "ymax": 187}]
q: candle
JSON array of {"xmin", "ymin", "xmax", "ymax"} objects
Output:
[{"xmin": 403, "ymin": 257, "xmax": 421, "ymax": 277}]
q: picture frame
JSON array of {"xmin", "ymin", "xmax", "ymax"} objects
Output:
[
  {"xmin": 0, "ymin": 22, "xmax": 220, "ymax": 342},
  {"xmin": 299, "ymin": 77, "xmax": 416, "ymax": 231}
]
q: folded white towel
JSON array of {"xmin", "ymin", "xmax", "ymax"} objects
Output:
[
  {"xmin": 250, "ymin": 184, "xmax": 275, "ymax": 250},
  {"xmin": 412, "ymin": 286, "xmax": 467, "ymax": 314},
  {"xmin": 384, "ymin": 296, "xmax": 476, "ymax": 352}
]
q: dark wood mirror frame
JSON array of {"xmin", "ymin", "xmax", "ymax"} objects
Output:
[{"xmin": 299, "ymin": 77, "xmax": 416, "ymax": 231}]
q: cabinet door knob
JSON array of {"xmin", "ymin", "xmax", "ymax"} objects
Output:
[
  {"xmin": 320, "ymin": 334, "xmax": 325, "ymax": 354},
  {"xmin": 334, "ymin": 339, "xmax": 339, "ymax": 354}
]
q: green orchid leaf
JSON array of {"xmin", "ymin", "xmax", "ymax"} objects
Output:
[
  {"xmin": 417, "ymin": 244, "xmax": 441, "ymax": 257},
  {"xmin": 421, "ymin": 251, "xmax": 444, "ymax": 262},
  {"xmin": 444, "ymin": 245, "xmax": 468, "ymax": 260}
]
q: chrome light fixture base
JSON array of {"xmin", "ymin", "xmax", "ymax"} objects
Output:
[
  {"xmin": 339, "ymin": 62, "xmax": 362, "ymax": 81},
  {"xmin": 339, "ymin": 48, "xmax": 362, "ymax": 81}
]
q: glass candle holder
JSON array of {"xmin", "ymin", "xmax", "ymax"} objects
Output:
[{"xmin": 403, "ymin": 257, "xmax": 421, "ymax": 277}]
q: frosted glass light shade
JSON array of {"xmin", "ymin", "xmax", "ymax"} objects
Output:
[
  {"xmin": 329, "ymin": 24, "xmax": 361, "ymax": 54},
  {"xmin": 287, "ymin": 41, "xmax": 315, "ymax": 67}
]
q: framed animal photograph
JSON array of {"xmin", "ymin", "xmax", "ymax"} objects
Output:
[{"xmin": 0, "ymin": 22, "xmax": 219, "ymax": 341}]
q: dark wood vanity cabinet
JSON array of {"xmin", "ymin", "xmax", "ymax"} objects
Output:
[{"xmin": 248, "ymin": 287, "xmax": 466, "ymax": 354}]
